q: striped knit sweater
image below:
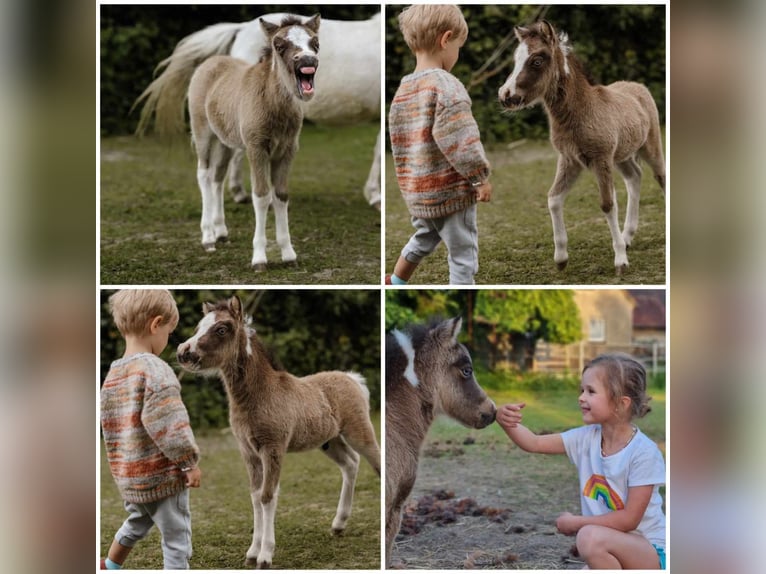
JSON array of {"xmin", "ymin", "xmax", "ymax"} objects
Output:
[
  {"xmin": 389, "ymin": 68, "xmax": 490, "ymax": 219},
  {"xmin": 101, "ymin": 353, "xmax": 199, "ymax": 504}
]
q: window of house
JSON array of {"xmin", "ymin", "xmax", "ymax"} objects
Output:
[{"xmin": 589, "ymin": 318, "xmax": 605, "ymax": 342}]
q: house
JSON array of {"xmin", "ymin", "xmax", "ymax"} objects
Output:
[{"xmin": 535, "ymin": 290, "xmax": 666, "ymax": 373}]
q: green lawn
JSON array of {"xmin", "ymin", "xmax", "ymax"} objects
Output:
[
  {"xmin": 100, "ymin": 413, "xmax": 381, "ymax": 569},
  {"xmin": 100, "ymin": 122, "xmax": 381, "ymax": 285},
  {"xmin": 384, "ymin": 138, "xmax": 666, "ymax": 285}
]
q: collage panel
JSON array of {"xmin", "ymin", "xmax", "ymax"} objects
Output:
[
  {"xmin": 99, "ymin": 289, "xmax": 381, "ymax": 569},
  {"xmin": 384, "ymin": 289, "xmax": 666, "ymax": 569},
  {"xmin": 384, "ymin": 4, "xmax": 666, "ymax": 285},
  {"xmin": 100, "ymin": 4, "xmax": 381, "ymax": 285}
]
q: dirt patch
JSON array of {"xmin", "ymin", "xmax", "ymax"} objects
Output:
[{"xmin": 391, "ymin": 441, "xmax": 585, "ymax": 570}]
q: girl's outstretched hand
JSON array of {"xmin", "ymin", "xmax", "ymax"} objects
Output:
[{"xmin": 496, "ymin": 402, "xmax": 526, "ymax": 431}]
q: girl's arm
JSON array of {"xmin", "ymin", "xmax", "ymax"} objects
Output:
[
  {"xmin": 556, "ymin": 485, "xmax": 654, "ymax": 535},
  {"xmin": 496, "ymin": 403, "xmax": 566, "ymax": 455}
]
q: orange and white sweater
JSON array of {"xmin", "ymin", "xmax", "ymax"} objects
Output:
[
  {"xmin": 389, "ymin": 68, "xmax": 490, "ymax": 219},
  {"xmin": 101, "ymin": 353, "xmax": 199, "ymax": 504}
]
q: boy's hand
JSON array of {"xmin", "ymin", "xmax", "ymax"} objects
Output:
[
  {"xmin": 474, "ymin": 181, "xmax": 492, "ymax": 202},
  {"xmin": 183, "ymin": 467, "xmax": 202, "ymax": 488},
  {"xmin": 496, "ymin": 402, "xmax": 526, "ymax": 431}
]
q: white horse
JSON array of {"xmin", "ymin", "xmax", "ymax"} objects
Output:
[{"xmin": 135, "ymin": 12, "xmax": 381, "ymax": 209}]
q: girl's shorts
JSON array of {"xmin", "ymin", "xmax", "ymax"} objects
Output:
[{"xmin": 653, "ymin": 544, "xmax": 666, "ymax": 569}]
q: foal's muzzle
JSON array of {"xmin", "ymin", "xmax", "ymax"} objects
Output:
[
  {"xmin": 501, "ymin": 94, "xmax": 524, "ymax": 109},
  {"xmin": 294, "ymin": 55, "xmax": 318, "ymax": 100},
  {"xmin": 177, "ymin": 344, "xmax": 200, "ymax": 368}
]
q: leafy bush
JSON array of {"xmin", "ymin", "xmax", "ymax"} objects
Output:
[{"xmin": 476, "ymin": 366, "xmax": 580, "ymax": 392}]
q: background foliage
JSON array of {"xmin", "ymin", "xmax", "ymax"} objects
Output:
[
  {"xmin": 100, "ymin": 290, "xmax": 381, "ymax": 429},
  {"xmin": 100, "ymin": 4, "xmax": 381, "ymax": 135},
  {"xmin": 386, "ymin": 289, "xmax": 581, "ymax": 371},
  {"xmin": 385, "ymin": 4, "xmax": 666, "ymax": 144}
]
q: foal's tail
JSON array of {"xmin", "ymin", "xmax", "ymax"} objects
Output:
[
  {"xmin": 346, "ymin": 372, "xmax": 370, "ymax": 404},
  {"xmin": 132, "ymin": 23, "xmax": 244, "ymax": 138}
]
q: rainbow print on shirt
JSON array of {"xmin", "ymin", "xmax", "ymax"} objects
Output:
[{"xmin": 583, "ymin": 474, "xmax": 624, "ymax": 510}]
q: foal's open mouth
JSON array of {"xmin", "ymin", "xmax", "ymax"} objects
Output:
[{"xmin": 296, "ymin": 65, "xmax": 316, "ymax": 99}]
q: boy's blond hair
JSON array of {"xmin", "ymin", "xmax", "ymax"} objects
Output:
[
  {"xmin": 108, "ymin": 289, "xmax": 179, "ymax": 337},
  {"xmin": 398, "ymin": 4, "xmax": 468, "ymax": 53}
]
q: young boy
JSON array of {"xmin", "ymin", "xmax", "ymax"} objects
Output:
[
  {"xmin": 387, "ymin": 4, "xmax": 492, "ymax": 286},
  {"xmin": 100, "ymin": 290, "xmax": 201, "ymax": 570}
]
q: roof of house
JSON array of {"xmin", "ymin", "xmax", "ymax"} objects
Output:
[{"xmin": 628, "ymin": 290, "xmax": 666, "ymax": 329}]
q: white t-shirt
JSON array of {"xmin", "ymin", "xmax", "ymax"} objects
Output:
[{"xmin": 561, "ymin": 424, "xmax": 666, "ymax": 547}]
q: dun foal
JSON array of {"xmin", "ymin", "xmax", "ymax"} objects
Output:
[
  {"xmin": 177, "ymin": 295, "xmax": 380, "ymax": 568},
  {"xmin": 188, "ymin": 15, "xmax": 320, "ymax": 270},
  {"xmin": 499, "ymin": 21, "xmax": 665, "ymax": 275},
  {"xmin": 385, "ymin": 318, "xmax": 496, "ymax": 567}
]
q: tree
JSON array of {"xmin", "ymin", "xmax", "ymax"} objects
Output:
[{"xmin": 475, "ymin": 290, "xmax": 581, "ymax": 371}]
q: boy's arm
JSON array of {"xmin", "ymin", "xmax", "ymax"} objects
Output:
[
  {"xmin": 142, "ymin": 378, "xmax": 200, "ymax": 470},
  {"xmin": 432, "ymin": 99, "xmax": 491, "ymax": 185},
  {"xmin": 496, "ymin": 403, "xmax": 566, "ymax": 454}
]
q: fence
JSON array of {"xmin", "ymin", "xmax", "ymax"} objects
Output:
[{"xmin": 534, "ymin": 340, "xmax": 666, "ymax": 376}]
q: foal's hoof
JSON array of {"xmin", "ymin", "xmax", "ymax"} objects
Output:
[
  {"xmin": 615, "ymin": 264, "xmax": 629, "ymax": 276},
  {"xmin": 245, "ymin": 557, "xmax": 270, "ymax": 569},
  {"xmin": 252, "ymin": 262, "xmax": 267, "ymax": 272},
  {"xmin": 556, "ymin": 260, "xmax": 568, "ymax": 271},
  {"xmin": 203, "ymin": 243, "xmax": 216, "ymax": 253},
  {"xmin": 332, "ymin": 527, "xmax": 345, "ymax": 536}
]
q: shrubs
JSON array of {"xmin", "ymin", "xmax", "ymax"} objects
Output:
[{"xmin": 476, "ymin": 366, "xmax": 579, "ymax": 392}]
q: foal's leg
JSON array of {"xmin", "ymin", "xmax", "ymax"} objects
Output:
[
  {"xmin": 240, "ymin": 448, "xmax": 265, "ymax": 567},
  {"xmin": 250, "ymin": 446, "xmax": 283, "ymax": 569},
  {"xmin": 593, "ymin": 159, "xmax": 629, "ymax": 274},
  {"xmin": 195, "ymin": 135, "xmax": 232, "ymax": 251},
  {"xmin": 616, "ymin": 157, "xmax": 643, "ymax": 248},
  {"xmin": 341, "ymin": 416, "xmax": 381, "ymax": 477},
  {"xmin": 227, "ymin": 148, "xmax": 250, "ymax": 204},
  {"xmin": 247, "ymin": 145, "xmax": 273, "ymax": 271},
  {"xmin": 547, "ymin": 155, "xmax": 583, "ymax": 270},
  {"xmin": 271, "ymin": 154, "xmax": 297, "ymax": 264},
  {"xmin": 322, "ymin": 437, "xmax": 361, "ymax": 534},
  {"xmin": 363, "ymin": 133, "xmax": 382, "ymax": 209}
]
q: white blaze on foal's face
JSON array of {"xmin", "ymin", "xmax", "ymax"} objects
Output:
[
  {"xmin": 185, "ymin": 312, "xmax": 217, "ymax": 354},
  {"xmin": 499, "ymin": 40, "xmax": 530, "ymax": 102},
  {"xmin": 393, "ymin": 330, "xmax": 419, "ymax": 387}
]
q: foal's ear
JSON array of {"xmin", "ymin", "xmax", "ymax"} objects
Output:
[
  {"xmin": 435, "ymin": 317, "xmax": 463, "ymax": 344},
  {"xmin": 304, "ymin": 13, "xmax": 321, "ymax": 33},
  {"xmin": 228, "ymin": 295, "xmax": 243, "ymax": 320},
  {"xmin": 514, "ymin": 25, "xmax": 529, "ymax": 41},
  {"xmin": 539, "ymin": 20, "xmax": 557, "ymax": 43},
  {"xmin": 260, "ymin": 17, "xmax": 279, "ymax": 37},
  {"xmin": 202, "ymin": 301, "xmax": 215, "ymax": 315}
]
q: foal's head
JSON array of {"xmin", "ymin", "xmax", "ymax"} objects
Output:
[
  {"xmin": 177, "ymin": 295, "xmax": 252, "ymax": 374},
  {"xmin": 260, "ymin": 14, "xmax": 321, "ymax": 101},
  {"xmin": 498, "ymin": 20, "xmax": 571, "ymax": 110},
  {"xmin": 396, "ymin": 318, "xmax": 496, "ymax": 429}
]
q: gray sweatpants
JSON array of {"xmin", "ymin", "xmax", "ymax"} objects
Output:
[
  {"xmin": 115, "ymin": 489, "xmax": 192, "ymax": 569},
  {"xmin": 401, "ymin": 205, "xmax": 478, "ymax": 285}
]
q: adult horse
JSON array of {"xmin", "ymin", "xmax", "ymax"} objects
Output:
[
  {"xmin": 498, "ymin": 21, "xmax": 665, "ymax": 275},
  {"xmin": 134, "ymin": 12, "xmax": 381, "ymax": 209}
]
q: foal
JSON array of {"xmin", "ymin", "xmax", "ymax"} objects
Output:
[
  {"xmin": 499, "ymin": 21, "xmax": 665, "ymax": 274},
  {"xmin": 385, "ymin": 318, "xmax": 496, "ymax": 567},
  {"xmin": 188, "ymin": 15, "xmax": 320, "ymax": 270},
  {"xmin": 177, "ymin": 295, "xmax": 380, "ymax": 568}
]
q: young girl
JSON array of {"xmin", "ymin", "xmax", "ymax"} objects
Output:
[{"xmin": 496, "ymin": 353, "xmax": 666, "ymax": 569}]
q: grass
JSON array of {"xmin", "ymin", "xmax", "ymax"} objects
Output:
[
  {"xmin": 100, "ymin": 122, "xmax": 381, "ymax": 285},
  {"xmin": 100, "ymin": 413, "xmax": 381, "ymax": 569},
  {"xmin": 384, "ymin": 138, "xmax": 666, "ymax": 285}
]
